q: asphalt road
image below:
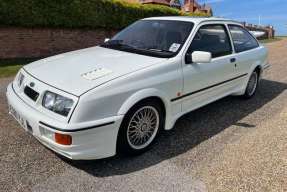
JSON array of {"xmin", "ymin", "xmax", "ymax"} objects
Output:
[{"xmin": 0, "ymin": 39, "xmax": 287, "ymax": 192}]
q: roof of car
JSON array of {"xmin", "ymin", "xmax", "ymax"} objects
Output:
[{"xmin": 143, "ymin": 16, "xmax": 241, "ymax": 25}]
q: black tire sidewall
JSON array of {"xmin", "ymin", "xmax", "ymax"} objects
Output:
[
  {"xmin": 117, "ymin": 100, "xmax": 164, "ymax": 156},
  {"xmin": 243, "ymin": 71, "xmax": 259, "ymax": 99}
]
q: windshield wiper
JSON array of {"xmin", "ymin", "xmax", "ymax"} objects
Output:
[
  {"xmin": 101, "ymin": 40, "xmax": 174, "ymax": 58},
  {"xmin": 102, "ymin": 40, "xmax": 137, "ymax": 50},
  {"xmin": 146, "ymin": 48, "xmax": 173, "ymax": 54}
]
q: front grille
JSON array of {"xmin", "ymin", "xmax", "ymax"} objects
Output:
[{"xmin": 24, "ymin": 86, "xmax": 39, "ymax": 101}]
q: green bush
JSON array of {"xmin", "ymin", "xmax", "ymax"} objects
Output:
[{"xmin": 0, "ymin": 0, "xmax": 209, "ymax": 29}]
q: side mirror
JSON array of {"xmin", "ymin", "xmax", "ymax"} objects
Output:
[
  {"xmin": 190, "ymin": 51, "xmax": 212, "ymax": 64},
  {"xmin": 104, "ymin": 38, "xmax": 110, "ymax": 43}
]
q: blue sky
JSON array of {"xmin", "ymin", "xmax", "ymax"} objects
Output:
[{"xmin": 180, "ymin": 0, "xmax": 287, "ymax": 35}]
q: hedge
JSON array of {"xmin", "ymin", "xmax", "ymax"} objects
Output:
[{"xmin": 0, "ymin": 0, "xmax": 209, "ymax": 29}]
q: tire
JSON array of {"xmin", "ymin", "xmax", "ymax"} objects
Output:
[
  {"xmin": 117, "ymin": 100, "xmax": 164, "ymax": 156},
  {"xmin": 242, "ymin": 70, "xmax": 259, "ymax": 99}
]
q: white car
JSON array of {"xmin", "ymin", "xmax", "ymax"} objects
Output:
[{"xmin": 6, "ymin": 17, "xmax": 270, "ymax": 160}]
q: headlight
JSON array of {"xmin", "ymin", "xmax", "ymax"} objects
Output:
[
  {"xmin": 42, "ymin": 91, "xmax": 74, "ymax": 116},
  {"xmin": 17, "ymin": 72, "xmax": 24, "ymax": 87}
]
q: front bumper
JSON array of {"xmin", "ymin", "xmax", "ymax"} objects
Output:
[{"xmin": 6, "ymin": 83, "xmax": 124, "ymax": 160}]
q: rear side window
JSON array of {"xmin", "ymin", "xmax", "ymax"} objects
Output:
[
  {"xmin": 187, "ymin": 24, "xmax": 232, "ymax": 58},
  {"xmin": 228, "ymin": 25, "xmax": 259, "ymax": 53}
]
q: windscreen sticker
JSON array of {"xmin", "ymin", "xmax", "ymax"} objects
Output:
[{"xmin": 169, "ymin": 43, "xmax": 181, "ymax": 52}]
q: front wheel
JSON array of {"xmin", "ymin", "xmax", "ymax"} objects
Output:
[
  {"xmin": 117, "ymin": 100, "xmax": 163, "ymax": 156},
  {"xmin": 242, "ymin": 71, "xmax": 259, "ymax": 99}
]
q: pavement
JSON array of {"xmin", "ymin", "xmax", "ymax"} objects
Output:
[{"xmin": 0, "ymin": 39, "xmax": 287, "ymax": 192}]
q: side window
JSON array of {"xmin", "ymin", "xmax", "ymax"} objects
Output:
[
  {"xmin": 228, "ymin": 25, "xmax": 259, "ymax": 53},
  {"xmin": 187, "ymin": 24, "xmax": 232, "ymax": 59}
]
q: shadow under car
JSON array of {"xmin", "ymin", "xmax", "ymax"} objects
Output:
[{"xmin": 61, "ymin": 79, "xmax": 287, "ymax": 177}]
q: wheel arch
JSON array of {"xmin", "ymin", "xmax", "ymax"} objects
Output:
[
  {"xmin": 117, "ymin": 88, "xmax": 170, "ymax": 127},
  {"xmin": 246, "ymin": 64, "xmax": 263, "ymax": 87},
  {"xmin": 254, "ymin": 65, "xmax": 263, "ymax": 79}
]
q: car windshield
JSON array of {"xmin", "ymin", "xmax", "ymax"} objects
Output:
[{"xmin": 100, "ymin": 20, "xmax": 194, "ymax": 58}]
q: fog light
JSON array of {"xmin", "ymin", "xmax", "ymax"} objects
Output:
[{"xmin": 55, "ymin": 133, "xmax": 72, "ymax": 145}]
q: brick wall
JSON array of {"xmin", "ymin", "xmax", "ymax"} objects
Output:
[{"xmin": 0, "ymin": 27, "xmax": 117, "ymax": 59}]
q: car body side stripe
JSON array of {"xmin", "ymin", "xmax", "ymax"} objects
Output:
[
  {"xmin": 171, "ymin": 73, "xmax": 248, "ymax": 102},
  {"xmin": 39, "ymin": 121, "xmax": 115, "ymax": 132}
]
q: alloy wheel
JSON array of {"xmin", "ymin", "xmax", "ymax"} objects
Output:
[{"xmin": 126, "ymin": 106, "xmax": 160, "ymax": 150}]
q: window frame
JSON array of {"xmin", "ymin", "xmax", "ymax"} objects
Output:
[
  {"xmin": 185, "ymin": 23, "xmax": 233, "ymax": 64},
  {"xmin": 227, "ymin": 24, "xmax": 260, "ymax": 53}
]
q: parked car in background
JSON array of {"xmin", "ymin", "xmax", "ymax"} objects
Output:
[{"xmin": 6, "ymin": 17, "xmax": 269, "ymax": 160}]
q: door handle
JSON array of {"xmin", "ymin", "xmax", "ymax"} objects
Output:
[{"xmin": 230, "ymin": 58, "xmax": 236, "ymax": 63}]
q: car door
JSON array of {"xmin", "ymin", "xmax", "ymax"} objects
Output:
[{"xmin": 180, "ymin": 23, "xmax": 238, "ymax": 113}]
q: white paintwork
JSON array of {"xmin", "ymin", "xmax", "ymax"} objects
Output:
[
  {"xmin": 191, "ymin": 51, "xmax": 212, "ymax": 63},
  {"xmin": 24, "ymin": 47, "xmax": 165, "ymax": 96},
  {"xmin": 6, "ymin": 17, "xmax": 269, "ymax": 160},
  {"xmin": 250, "ymin": 31, "xmax": 266, "ymax": 38},
  {"xmin": 81, "ymin": 68, "xmax": 113, "ymax": 81}
]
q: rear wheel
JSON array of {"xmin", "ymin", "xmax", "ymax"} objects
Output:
[
  {"xmin": 117, "ymin": 100, "xmax": 163, "ymax": 155},
  {"xmin": 242, "ymin": 71, "xmax": 259, "ymax": 99}
]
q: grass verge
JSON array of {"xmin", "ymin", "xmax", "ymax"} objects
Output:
[
  {"xmin": 0, "ymin": 58, "xmax": 38, "ymax": 78},
  {"xmin": 0, "ymin": 65, "xmax": 23, "ymax": 78},
  {"xmin": 259, "ymin": 37, "xmax": 282, "ymax": 44}
]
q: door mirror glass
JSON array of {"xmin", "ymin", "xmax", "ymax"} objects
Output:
[
  {"xmin": 191, "ymin": 51, "xmax": 212, "ymax": 63},
  {"xmin": 104, "ymin": 38, "xmax": 110, "ymax": 43}
]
